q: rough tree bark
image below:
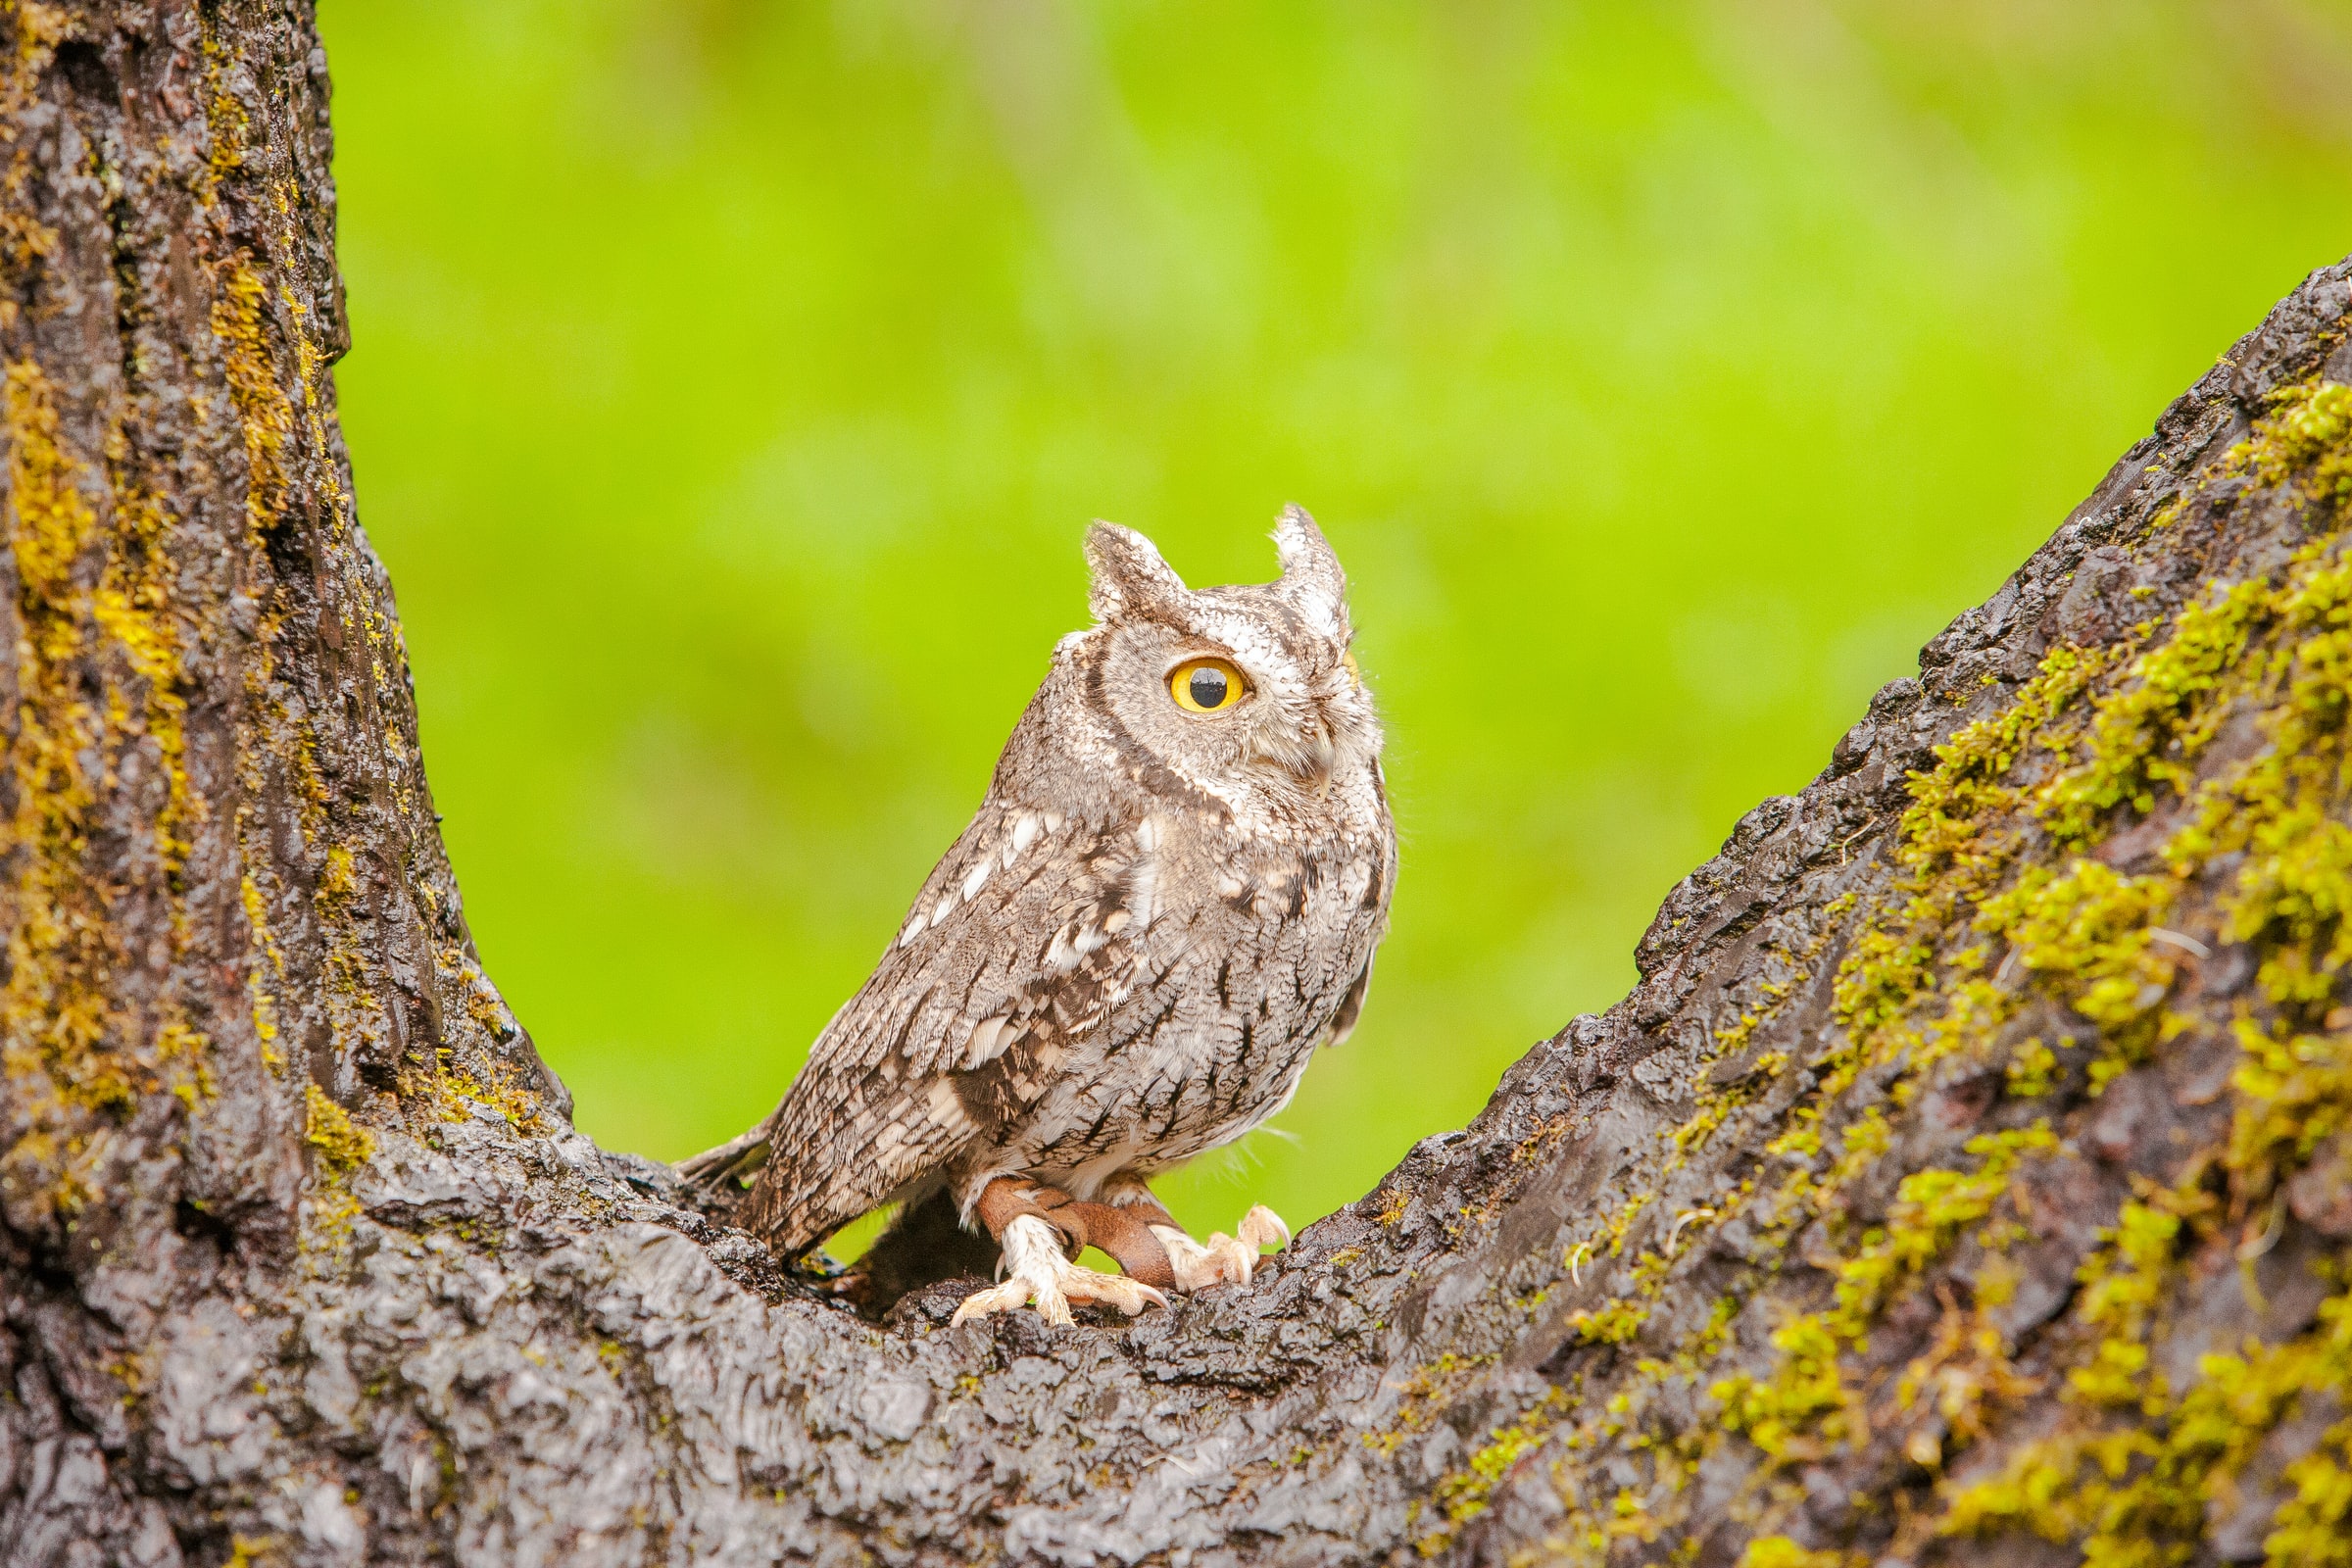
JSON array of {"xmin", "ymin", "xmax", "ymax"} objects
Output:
[{"xmin": 6, "ymin": 6, "xmax": 2352, "ymax": 1566}]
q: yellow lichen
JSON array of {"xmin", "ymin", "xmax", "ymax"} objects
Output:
[
  {"xmin": 2, "ymin": 359, "xmax": 210, "ymax": 1224},
  {"xmin": 399, "ymin": 1047, "xmax": 545, "ymax": 1136},
  {"xmin": 210, "ymin": 258, "xmax": 290, "ymax": 543},
  {"xmin": 0, "ymin": 6, "xmax": 67, "ymax": 292},
  {"xmin": 1737, "ymin": 1539, "xmax": 1854, "ymax": 1568}
]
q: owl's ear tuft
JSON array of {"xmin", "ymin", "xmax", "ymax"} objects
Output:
[
  {"xmin": 1084, "ymin": 523, "xmax": 1187, "ymax": 621},
  {"xmin": 1271, "ymin": 505, "xmax": 1348, "ymax": 635}
]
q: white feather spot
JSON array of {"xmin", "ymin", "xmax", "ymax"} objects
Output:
[
  {"xmin": 961, "ymin": 859, "xmax": 993, "ymax": 901},
  {"xmin": 1008, "ymin": 811, "xmax": 1043, "ymax": 860},
  {"xmin": 1131, "ymin": 867, "xmax": 1158, "ymax": 930},
  {"xmin": 926, "ymin": 1077, "xmax": 973, "ymax": 1130},
  {"xmin": 963, "ymin": 1015, "xmax": 1012, "ymax": 1067},
  {"xmin": 1045, "ymin": 924, "xmax": 1108, "ymax": 971},
  {"xmin": 932, "ymin": 893, "xmax": 957, "ymax": 927},
  {"xmin": 899, "ymin": 915, "xmax": 927, "ymax": 948}
]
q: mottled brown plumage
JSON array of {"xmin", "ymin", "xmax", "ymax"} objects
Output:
[{"xmin": 680, "ymin": 507, "xmax": 1395, "ymax": 1320}]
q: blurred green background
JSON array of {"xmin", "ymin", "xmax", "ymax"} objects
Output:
[{"xmin": 318, "ymin": 1, "xmax": 2352, "ymax": 1244}]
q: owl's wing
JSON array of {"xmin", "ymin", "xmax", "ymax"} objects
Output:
[
  {"xmin": 721, "ymin": 804, "xmax": 1146, "ymax": 1254},
  {"xmin": 1324, "ymin": 809, "xmax": 1399, "ymax": 1048}
]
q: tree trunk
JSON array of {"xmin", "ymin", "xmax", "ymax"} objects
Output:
[{"xmin": 7, "ymin": 6, "xmax": 2352, "ymax": 1565}]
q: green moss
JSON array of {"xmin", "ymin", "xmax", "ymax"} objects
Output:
[
  {"xmin": 2004, "ymin": 1038, "xmax": 2058, "ymax": 1098},
  {"xmin": 1415, "ymin": 1389, "xmax": 1571, "ymax": 1553},
  {"xmin": 1977, "ymin": 861, "xmax": 2178, "ymax": 1088},
  {"xmin": 1714, "ymin": 1315, "xmax": 1852, "ymax": 1461},
  {"xmin": 2230, "ymin": 1018, "xmax": 2352, "ymax": 1203},
  {"xmin": 303, "ymin": 1083, "xmax": 374, "ymax": 1179},
  {"xmin": 4, "ymin": 359, "xmax": 96, "ymax": 596},
  {"xmin": 1512, "ymin": 381, "xmax": 2352, "ymax": 1559},
  {"xmin": 301, "ymin": 1084, "xmax": 374, "ymax": 1250},
  {"xmin": 1842, "ymin": 1125, "xmax": 2056, "ymax": 1321},
  {"xmin": 90, "ymin": 489, "xmax": 195, "ymax": 876},
  {"xmin": 1567, "ymin": 1298, "xmax": 1650, "ymax": 1347},
  {"xmin": 1928, "ymin": 385, "xmax": 2352, "ymax": 1559},
  {"xmin": 2037, "ymin": 577, "xmax": 2267, "ymax": 844},
  {"xmin": 1714, "ymin": 1123, "xmax": 2055, "ymax": 1463},
  {"xmin": 1362, "ymin": 1352, "xmax": 1495, "ymax": 1460},
  {"xmin": 239, "ymin": 873, "xmax": 287, "ymax": 1073},
  {"xmin": 2230, "ymin": 380, "xmax": 2352, "ymax": 520},
  {"xmin": 1897, "ymin": 641, "xmax": 2123, "ymax": 878},
  {"xmin": 1939, "ymin": 1287, "xmax": 2352, "ymax": 1565},
  {"xmin": 2, "ymin": 362, "xmax": 112, "ymax": 1157}
]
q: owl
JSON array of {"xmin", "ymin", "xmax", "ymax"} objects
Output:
[{"xmin": 679, "ymin": 507, "xmax": 1396, "ymax": 1326}]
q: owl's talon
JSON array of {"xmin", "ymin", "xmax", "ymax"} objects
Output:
[
  {"xmin": 950, "ymin": 1214, "xmax": 1167, "ymax": 1328},
  {"xmin": 1149, "ymin": 1205, "xmax": 1290, "ymax": 1293},
  {"xmin": 1239, "ymin": 1204, "xmax": 1291, "ymax": 1250}
]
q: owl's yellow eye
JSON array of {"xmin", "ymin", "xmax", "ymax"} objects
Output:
[{"xmin": 1169, "ymin": 657, "xmax": 1248, "ymax": 713}]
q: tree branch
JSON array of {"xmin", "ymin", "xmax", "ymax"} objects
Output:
[{"xmin": 5, "ymin": 7, "xmax": 2351, "ymax": 1566}]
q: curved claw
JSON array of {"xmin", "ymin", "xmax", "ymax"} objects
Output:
[
  {"xmin": 1149, "ymin": 1203, "xmax": 1292, "ymax": 1293},
  {"xmin": 1239, "ymin": 1204, "xmax": 1291, "ymax": 1251},
  {"xmin": 951, "ymin": 1215, "xmax": 1168, "ymax": 1328}
]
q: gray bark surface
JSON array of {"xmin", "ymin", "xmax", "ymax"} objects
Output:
[{"xmin": 6, "ymin": 6, "xmax": 2352, "ymax": 1565}]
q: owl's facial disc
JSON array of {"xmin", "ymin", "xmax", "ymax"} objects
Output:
[{"xmin": 1072, "ymin": 513, "xmax": 1379, "ymax": 815}]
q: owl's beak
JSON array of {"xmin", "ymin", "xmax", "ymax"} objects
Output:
[
  {"xmin": 1288, "ymin": 728, "xmax": 1338, "ymax": 797},
  {"xmin": 1247, "ymin": 719, "xmax": 1336, "ymax": 797}
]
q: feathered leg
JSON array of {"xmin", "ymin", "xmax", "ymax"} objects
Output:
[{"xmin": 949, "ymin": 1177, "xmax": 1168, "ymax": 1327}]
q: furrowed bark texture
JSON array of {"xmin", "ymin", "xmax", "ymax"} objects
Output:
[{"xmin": 6, "ymin": 7, "xmax": 2352, "ymax": 1567}]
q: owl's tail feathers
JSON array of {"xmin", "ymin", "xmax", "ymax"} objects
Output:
[
  {"xmin": 673, "ymin": 1126, "xmax": 772, "ymax": 1192},
  {"xmin": 676, "ymin": 1126, "xmax": 862, "ymax": 1262}
]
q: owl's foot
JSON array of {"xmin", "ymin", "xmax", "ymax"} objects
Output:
[
  {"xmin": 1149, "ymin": 1205, "xmax": 1291, "ymax": 1292},
  {"xmin": 950, "ymin": 1214, "xmax": 1168, "ymax": 1328}
]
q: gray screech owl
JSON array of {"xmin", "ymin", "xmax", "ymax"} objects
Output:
[{"xmin": 679, "ymin": 506, "xmax": 1396, "ymax": 1325}]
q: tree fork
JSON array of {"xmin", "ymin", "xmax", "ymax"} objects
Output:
[{"xmin": 6, "ymin": 6, "xmax": 2352, "ymax": 1566}]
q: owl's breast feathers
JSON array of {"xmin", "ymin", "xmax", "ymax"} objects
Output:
[{"xmin": 737, "ymin": 772, "xmax": 1393, "ymax": 1253}]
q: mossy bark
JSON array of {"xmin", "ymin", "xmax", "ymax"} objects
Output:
[{"xmin": 6, "ymin": 7, "xmax": 2352, "ymax": 1567}]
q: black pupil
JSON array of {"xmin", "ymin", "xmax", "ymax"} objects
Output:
[{"xmin": 1188, "ymin": 666, "xmax": 1230, "ymax": 709}]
